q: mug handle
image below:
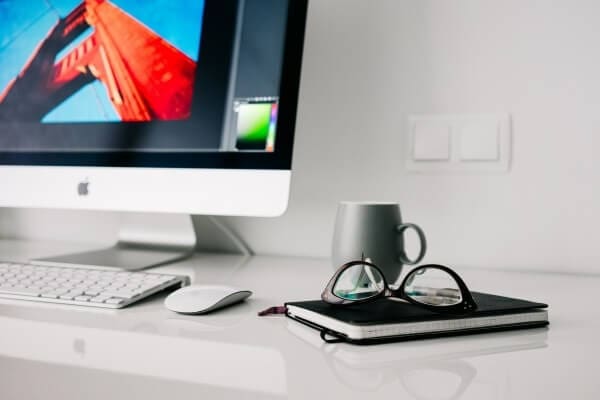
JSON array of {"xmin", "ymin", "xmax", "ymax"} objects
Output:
[{"xmin": 396, "ymin": 223, "xmax": 427, "ymax": 265}]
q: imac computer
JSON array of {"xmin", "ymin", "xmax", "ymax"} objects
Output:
[{"xmin": 0, "ymin": 0, "xmax": 308, "ymax": 270}]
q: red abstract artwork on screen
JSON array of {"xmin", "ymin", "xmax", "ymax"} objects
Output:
[{"xmin": 0, "ymin": 0, "xmax": 196, "ymax": 122}]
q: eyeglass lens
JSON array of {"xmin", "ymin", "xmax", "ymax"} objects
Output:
[
  {"xmin": 403, "ymin": 267, "xmax": 462, "ymax": 306},
  {"xmin": 333, "ymin": 263, "xmax": 385, "ymax": 301}
]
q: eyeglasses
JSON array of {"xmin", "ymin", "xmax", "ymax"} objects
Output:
[{"xmin": 321, "ymin": 260, "xmax": 477, "ymax": 314}]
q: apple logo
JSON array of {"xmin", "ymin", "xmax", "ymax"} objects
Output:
[{"xmin": 78, "ymin": 179, "xmax": 90, "ymax": 196}]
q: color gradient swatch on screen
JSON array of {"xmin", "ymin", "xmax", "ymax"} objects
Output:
[{"xmin": 236, "ymin": 103, "xmax": 277, "ymax": 150}]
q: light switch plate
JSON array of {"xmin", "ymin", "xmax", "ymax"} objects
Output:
[
  {"xmin": 406, "ymin": 114, "xmax": 511, "ymax": 173},
  {"xmin": 459, "ymin": 120, "xmax": 500, "ymax": 161},
  {"xmin": 413, "ymin": 121, "xmax": 450, "ymax": 161}
]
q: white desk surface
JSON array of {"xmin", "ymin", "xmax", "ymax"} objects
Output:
[{"xmin": 0, "ymin": 239, "xmax": 598, "ymax": 399}]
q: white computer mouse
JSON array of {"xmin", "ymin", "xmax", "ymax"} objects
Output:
[{"xmin": 164, "ymin": 285, "xmax": 252, "ymax": 314}]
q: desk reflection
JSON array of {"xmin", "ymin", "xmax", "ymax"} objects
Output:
[
  {"xmin": 287, "ymin": 320, "xmax": 548, "ymax": 399},
  {"xmin": 0, "ymin": 314, "xmax": 286, "ymax": 398}
]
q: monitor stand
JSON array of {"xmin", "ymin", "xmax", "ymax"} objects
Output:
[{"xmin": 33, "ymin": 213, "xmax": 251, "ymax": 271}]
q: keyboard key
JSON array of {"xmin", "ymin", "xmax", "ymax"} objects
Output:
[
  {"xmin": 101, "ymin": 290, "xmax": 139, "ymax": 299},
  {"xmin": 123, "ymin": 284, "xmax": 140, "ymax": 290},
  {"xmin": 46, "ymin": 289, "xmax": 69, "ymax": 296},
  {"xmin": 105, "ymin": 298, "xmax": 125, "ymax": 305},
  {"xmin": 107, "ymin": 283, "xmax": 125, "ymax": 289},
  {"xmin": 90, "ymin": 296, "xmax": 111, "ymax": 303},
  {"xmin": 0, "ymin": 287, "xmax": 41, "ymax": 297},
  {"xmin": 139, "ymin": 284, "xmax": 161, "ymax": 292}
]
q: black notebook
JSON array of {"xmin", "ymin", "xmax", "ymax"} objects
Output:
[{"xmin": 286, "ymin": 292, "xmax": 548, "ymax": 345}]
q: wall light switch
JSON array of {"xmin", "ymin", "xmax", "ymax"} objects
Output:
[
  {"xmin": 459, "ymin": 120, "xmax": 500, "ymax": 161},
  {"xmin": 406, "ymin": 114, "xmax": 511, "ymax": 173},
  {"xmin": 412, "ymin": 121, "xmax": 450, "ymax": 161}
]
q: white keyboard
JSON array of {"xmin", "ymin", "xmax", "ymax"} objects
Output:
[{"xmin": 0, "ymin": 261, "xmax": 190, "ymax": 309}]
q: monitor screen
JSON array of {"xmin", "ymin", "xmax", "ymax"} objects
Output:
[{"xmin": 0, "ymin": 0, "xmax": 306, "ymax": 169}]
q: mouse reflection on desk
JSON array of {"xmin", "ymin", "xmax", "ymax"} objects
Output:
[{"xmin": 164, "ymin": 285, "xmax": 252, "ymax": 315}]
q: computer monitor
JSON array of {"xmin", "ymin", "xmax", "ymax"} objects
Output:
[{"xmin": 0, "ymin": 0, "xmax": 308, "ymax": 269}]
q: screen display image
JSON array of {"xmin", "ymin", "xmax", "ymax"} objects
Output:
[
  {"xmin": 0, "ymin": 0, "xmax": 205, "ymax": 123},
  {"xmin": 0, "ymin": 0, "xmax": 305, "ymax": 170}
]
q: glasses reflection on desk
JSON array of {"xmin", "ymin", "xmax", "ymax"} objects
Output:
[{"xmin": 287, "ymin": 320, "xmax": 548, "ymax": 399}]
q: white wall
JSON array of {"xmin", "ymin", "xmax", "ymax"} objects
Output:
[{"xmin": 2, "ymin": 0, "xmax": 600, "ymax": 273}]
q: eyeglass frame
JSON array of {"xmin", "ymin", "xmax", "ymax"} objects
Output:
[{"xmin": 321, "ymin": 260, "xmax": 477, "ymax": 314}]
